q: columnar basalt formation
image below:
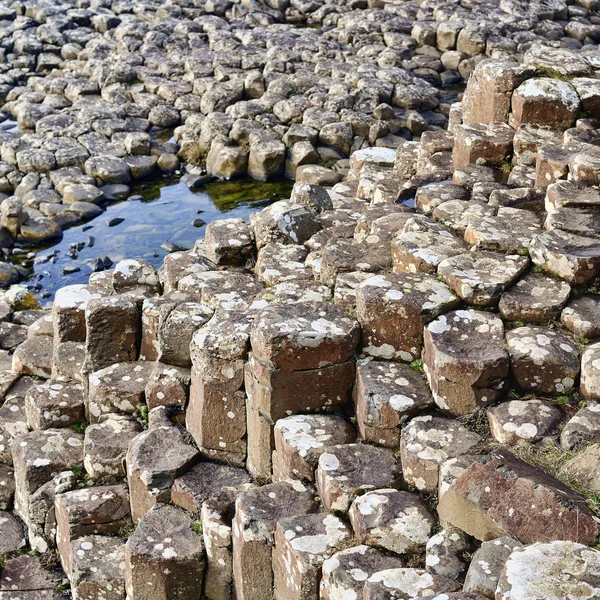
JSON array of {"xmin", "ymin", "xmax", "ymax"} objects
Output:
[{"xmin": 3, "ymin": 0, "xmax": 600, "ymax": 599}]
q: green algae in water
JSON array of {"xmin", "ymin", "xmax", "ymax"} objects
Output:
[{"xmin": 203, "ymin": 179, "xmax": 294, "ymax": 212}]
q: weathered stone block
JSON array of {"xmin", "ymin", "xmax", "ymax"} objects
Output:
[
  {"xmin": 423, "ymin": 310, "xmax": 509, "ymax": 415},
  {"xmin": 356, "ymin": 273, "xmax": 459, "ymax": 361},
  {"xmin": 232, "ymin": 481, "xmax": 317, "ymax": 600},
  {"xmin": 316, "ymin": 444, "xmax": 400, "ymax": 513},
  {"xmin": 125, "ymin": 504, "xmax": 205, "ymax": 600}
]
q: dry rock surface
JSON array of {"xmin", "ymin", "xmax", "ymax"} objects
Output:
[{"xmin": 3, "ymin": 0, "xmax": 600, "ymax": 599}]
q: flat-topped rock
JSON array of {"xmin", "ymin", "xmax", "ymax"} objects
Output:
[
  {"xmin": 356, "ymin": 273, "xmax": 459, "ymax": 361},
  {"xmin": 511, "ymin": 78, "xmax": 580, "ymax": 130},
  {"xmin": 530, "ymin": 229, "xmax": 600, "ymax": 284},
  {"xmin": 425, "ymin": 526, "xmax": 471, "ymax": 581},
  {"xmin": 125, "ymin": 504, "xmax": 205, "ymax": 600},
  {"xmin": 438, "ymin": 251, "xmax": 529, "ymax": 306},
  {"xmin": 464, "ymin": 536, "xmax": 522, "ymax": 598},
  {"xmin": 363, "ymin": 568, "xmax": 460, "ymax": 600},
  {"xmin": 273, "ymin": 513, "xmax": 352, "ymax": 600},
  {"xmin": 562, "ymin": 294, "xmax": 600, "ymax": 338},
  {"xmin": 506, "ymin": 326, "xmax": 580, "ymax": 395},
  {"xmin": 392, "ymin": 229, "xmax": 468, "ymax": 275},
  {"xmin": 499, "ymin": 272, "xmax": 571, "ymax": 323},
  {"xmin": 55, "ymin": 483, "xmax": 130, "ymax": 575},
  {"xmin": 452, "ymin": 122, "xmax": 515, "ymax": 168},
  {"xmin": 423, "ymin": 310, "xmax": 509, "ymax": 415},
  {"xmin": 464, "ymin": 207, "xmax": 542, "ymax": 254},
  {"xmin": 249, "ymin": 301, "xmax": 359, "ymax": 371},
  {"xmin": 320, "ymin": 545, "xmax": 405, "ymax": 600},
  {"xmin": 497, "ymin": 541, "xmax": 600, "ymax": 600},
  {"xmin": 11, "ymin": 428, "xmax": 83, "ymax": 524},
  {"xmin": 83, "ymin": 415, "xmax": 141, "ymax": 478},
  {"xmin": 12, "ymin": 336, "xmax": 53, "ymax": 378},
  {"xmin": 273, "ymin": 414, "xmax": 356, "ymax": 483},
  {"xmin": 561, "ymin": 402, "xmax": 600, "ymax": 450},
  {"xmin": 232, "ymin": 481, "xmax": 317, "ymax": 600},
  {"xmin": 316, "ymin": 444, "xmax": 400, "ymax": 513},
  {"xmin": 349, "ymin": 489, "xmax": 435, "ymax": 555},
  {"xmin": 171, "ymin": 461, "xmax": 251, "ymax": 514},
  {"xmin": 205, "ymin": 218, "xmax": 255, "ymax": 267},
  {"xmin": 354, "ymin": 359, "xmax": 434, "ymax": 448},
  {"xmin": 487, "ymin": 399, "xmax": 564, "ymax": 446},
  {"xmin": 25, "ymin": 381, "xmax": 84, "ymax": 431},
  {"xmin": 318, "ymin": 238, "xmax": 393, "ymax": 287},
  {"xmin": 70, "ymin": 535, "xmax": 126, "ymax": 600},
  {"xmin": 88, "ymin": 361, "xmax": 154, "ymax": 423},
  {"xmin": 400, "ymin": 415, "xmax": 481, "ymax": 493}
]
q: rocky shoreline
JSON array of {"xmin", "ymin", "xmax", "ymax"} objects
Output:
[{"xmin": 3, "ymin": 0, "xmax": 600, "ymax": 599}]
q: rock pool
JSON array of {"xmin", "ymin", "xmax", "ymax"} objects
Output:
[{"xmin": 8, "ymin": 176, "xmax": 293, "ymax": 302}]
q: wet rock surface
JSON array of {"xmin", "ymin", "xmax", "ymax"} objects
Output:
[{"xmin": 2, "ymin": 1, "xmax": 600, "ymax": 599}]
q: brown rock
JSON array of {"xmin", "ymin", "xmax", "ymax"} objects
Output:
[{"xmin": 437, "ymin": 450, "xmax": 600, "ymax": 545}]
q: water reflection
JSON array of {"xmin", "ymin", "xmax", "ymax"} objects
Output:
[{"xmin": 9, "ymin": 176, "xmax": 293, "ymax": 301}]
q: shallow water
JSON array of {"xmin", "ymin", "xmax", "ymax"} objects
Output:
[{"xmin": 9, "ymin": 176, "xmax": 293, "ymax": 302}]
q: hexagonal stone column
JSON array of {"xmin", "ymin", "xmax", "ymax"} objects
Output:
[
  {"xmin": 425, "ymin": 526, "xmax": 471, "ymax": 581},
  {"xmin": 55, "ymin": 484, "xmax": 131, "ymax": 575},
  {"xmin": 349, "ymin": 489, "xmax": 435, "ymax": 554},
  {"xmin": 320, "ymin": 545, "xmax": 405, "ymax": 600},
  {"xmin": 511, "ymin": 78, "xmax": 580, "ymax": 130},
  {"xmin": 498, "ymin": 272, "xmax": 571, "ymax": 323},
  {"xmin": 201, "ymin": 487, "xmax": 239, "ymax": 600},
  {"xmin": 11, "ymin": 429, "xmax": 83, "ymax": 525},
  {"xmin": 232, "ymin": 481, "xmax": 317, "ymax": 600},
  {"xmin": 157, "ymin": 301, "xmax": 213, "ymax": 367},
  {"xmin": 25, "ymin": 381, "xmax": 85, "ymax": 430},
  {"xmin": 125, "ymin": 504, "xmax": 205, "ymax": 600},
  {"xmin": 354, "ymin": 359, "xmax": 434, "ymax": 448},
  {"xmin": 580, "ymin": 343, "xmax": 600, "ymax": 401},
  {"xmin": 245, "ymin": 302, "xmax": 358, "ymax": 478},
  {"xmin": 463, "ymin": 537, "xmax": 522, "ymax": 598},
  {"xmin": 400, "ymin": 416, "xmax": 481, "ymax": 493},
  {"xmin": 126, "ymin": 424, "xmax": 199, "ymax": 522},
  {"xmin": 462, "ymin": 59, "xmax": 534, "ymax": 125},
  {"xmin": 187, "ymin": 310, "xmax": 253, "ymax": 467},
  {"xmin": 83, "ymin": 415, "xmax": 142, "ymax": 478},
  {"xmin": 84, "ymin": 295, "xmax": 140, "ymax": 373},
  {"xmin": 487, "ymin": 399, "xmax": 564, "ymax": 446},
  {"xmin": 171, "ymin": 461, "xmax": 251, "ymax": 514},
  {"xmin": 392, "ymin": 229, "xmax": 468, "ymax": 275},
  {"xmin": 356, "ymin": 273, "xmax": 459, "ymax": 361},
  {"xmin": 250, "ymin": 200, "xmax": 321, "ymax": 249},
  {"xmin": 437, "ymin": 252, "xmax": 529, "ymax": 306},
  {"xmin": 423, "ymin": 310, "xmax": 509, "ymax": 415},
  {"xmin": 506, "ymin": 326, "xmax": 579, "ymax": 395},
  {"xmin": 71, "ymin": 535, "xmax": 126, "ymax": 600},
  {"xmin": 316, "ymin": 444, "xmax": 400, "ymax": 513},
  {"xmin": 530, "ymin": 229, "xmax": 600, "ymax": 284},
  {"xmin": 87, "ymin": 361, "xmax": 154, "ymax": 423},
  {"xmin": 273, "ymin": 414, "xmax": 356, "ymax": 482},
  {"xmin": 452, "ymin": 123, "xmax": 515, "ymax": 169},
  {"xmin": 273, "ymin": 513, "xmax": 351, "ymax": 600},
  {"xmin": 562, "ymin": 294, "xmax": 600, "ymax": 339},
  {"xmin": 12, "ymin": 337, "xmax": 53, "ymax": 378},
  {"xmin": 205, "ymin": 218, "xmax": 255, "ymax": 266},
  {"xmin": 52, "ymin": 284, "xmax": 106, "ymax": 343}
]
